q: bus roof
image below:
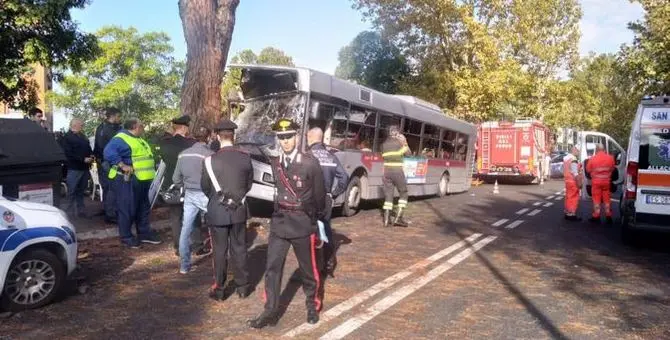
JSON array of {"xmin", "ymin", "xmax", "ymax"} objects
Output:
[{"xmin": 229, "ymin": 64, "xmax": 476, "ymax": 136}]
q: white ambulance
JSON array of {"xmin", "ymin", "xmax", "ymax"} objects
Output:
[
  {"xmin": 0, "ymin": 196, "xmax": 78, "ymax": 311},
  {"xmin": 620, "ymin": 95, "xmax": 670, "ymax": 242}
]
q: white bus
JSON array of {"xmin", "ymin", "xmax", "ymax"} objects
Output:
[{"xmin": 230, "ymin": 65, "xmax": 477, "ymax": 216}]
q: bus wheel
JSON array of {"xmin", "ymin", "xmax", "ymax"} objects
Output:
[
  {"xmin": 437, "ymin": 173, "xmax": 449, "ymax": 197},
  {"xmin": 342, "ymin": 176, "xmax": 362, "ymax": 217}
]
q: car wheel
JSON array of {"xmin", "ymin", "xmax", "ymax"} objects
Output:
[
  {"xmin": 342, "ymin": 176, "xmax": 362, "ymax": 217},
  {"xmin": 1, "ymin": 249, "xmax": 66, "ymax": 312}
]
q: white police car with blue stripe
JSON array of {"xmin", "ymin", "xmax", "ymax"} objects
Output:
[{"xmin": 0, "ymin": 196, "xmax": 77, "ymax": 311}]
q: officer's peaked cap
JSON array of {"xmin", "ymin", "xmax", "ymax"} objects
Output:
[
  {"xmin": 171, "ymin": 115, "xmax": 191, "ymax": 126},
  {"xmin": 214, "ymin": 119, "xmax": 238, "ymax": 132},
  {"xmin": 272, "ymin": 118, "xmax": 300, "ymax": 135}
]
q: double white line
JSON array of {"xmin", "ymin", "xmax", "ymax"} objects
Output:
[{"xmin": 283, "ymin": 233, "xmax": 497, "ymax": 338}]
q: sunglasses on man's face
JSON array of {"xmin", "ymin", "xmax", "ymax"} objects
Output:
[{"xmin": 277, "ymin": 134, "xmax": 296, "ymax": 140}]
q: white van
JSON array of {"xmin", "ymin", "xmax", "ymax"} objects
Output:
[
  {"xmin": 577, "ymin": 131, "xmax": 627, "ymax": 199},
  {"xmin": 620, "ymin": 95, "xmax": 670, "ymax": 242}
]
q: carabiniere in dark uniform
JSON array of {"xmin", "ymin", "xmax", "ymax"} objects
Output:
[
  {"xmin": 201, "ymin": 119, "xmax": 253, "ymax": 301},
  {"xmin": 248, "ymin": 118, "xmax": 327, "ymax": 329}
]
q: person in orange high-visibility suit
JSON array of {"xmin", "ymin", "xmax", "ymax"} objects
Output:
[
  {"xmin": 563, "ymin": 147, "xmax": 583, "ymax": 221},
  {"xmin": 585, "ymin": 143, "xmax": 616, "ymax": 224}
]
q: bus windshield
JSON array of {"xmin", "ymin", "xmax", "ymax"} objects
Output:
[{"xmin": 234, "ymin": 92, "xmax": 307, "ymax": 152}]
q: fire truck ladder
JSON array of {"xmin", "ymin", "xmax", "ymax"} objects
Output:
[{"xmin": 481, "ymin": 127, "xmax": 491, "ymax": 171}]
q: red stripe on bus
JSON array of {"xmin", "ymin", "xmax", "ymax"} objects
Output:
[{"xmin": 427, "ymin": 159, "xmax": 467, "ymax": 168}]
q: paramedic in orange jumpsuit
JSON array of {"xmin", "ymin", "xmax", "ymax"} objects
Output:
[
  {"xmin": 563, "ymin": 147, "xmax": 583, "ymax": 221},
  {"xmin": 586, "ymin": 143, "xmax": 615, "ymax": 224}
]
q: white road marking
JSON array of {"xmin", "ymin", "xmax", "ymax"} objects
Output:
[
  {"xmin": 555, "ymin": 191, "xmax": 562, "ymax": 195},
  {"xmin": 283, "ymin": 233, "xmax": 483, "ymax": 337},
  {"xmin": 533, "ymin": 202, "xmax": 542, "ymax": 206},
  {"xmin": 319, "ymin": 236, "xmax": 498, "ymax": 340},
  {"xmin": 546, "ymin": 195, "xmax": 555, "ymax": 200},
  {"xmin": 554, "ymin": 196, "xmax": 563, "ymax": 201},
  {"xmin": 528, "ymin": 209, "xmax": 542, "ymax": 216},
  {"xmin": 505, "ymin": 220, "xmax": 525, "ymax": 229},
  {"xmin": 516, "ymin": 208, "xmax": 529, "ymax": 215},
  {"xmin": 543, "ymin": 202, "xmax": 553, "ymax": 207},
  {"xmin": 491, "ymin": 219, "xmax": 509, "ymax": 227}
]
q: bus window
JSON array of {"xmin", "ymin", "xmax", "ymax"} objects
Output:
[
  {"xmin": 455, "ymin": 134, "xmax": 469, "ymax": 161},
  {"xmin": 328, "ymin": 109, "xmax": 349, "ymax": 149},
  {"xmin": 422, "ymin": 124, "xmax": 440, "ymax": 158},
  {"xmin": 375, "ymin": 113, "xmax": 401, "ymax": 152},
  {"xmin": 440, "ymin": 129, "xmax": 458, "ymax": 159},
  {"xmin": 403, "ymin": 118, "xmax": 422, "ymax": 156},
  {"xmin": 347, "ymin": 106, "xmax": 376, "ymax": 151}
]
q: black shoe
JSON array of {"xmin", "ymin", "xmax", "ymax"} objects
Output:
[
  {"xmin": 589, "ymin": 217, "xmax": 601, "ymax": 224},
  {"xmin": 307, "ymin": 309, "xmax": 319, "ymax": 324},
  {"xmin": 104, "ymin": 217, "xmax": 117, "ymax": 224},
  {"xmin": 139, "ymin": 234, "xmax": 162, "ymax": 245},
  {"xmin": 236, "ymin": 285, "xmax": 253, "ymax": 299},
  {"xmin": 247, "ymin": 311, "xmax": 279, "ymax": 329},
  {"xmin": 564, "ymin": 215, "xmax": 582, "ymax": 221},
  {"xmin": 606, "ymin": 216, "xmax": 613, "ymax": 225},
  {"xmin": 208, "ymin": 288, "xmax": 225, "ymax": 301},
  {"xmin": 121, "ymin": 238, "xmax": 140, "ymax": 249}
]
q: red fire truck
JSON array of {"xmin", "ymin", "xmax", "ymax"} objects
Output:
[{"xmin": 476, "ymin": 118, "xmax": 552, "ymax": 184}]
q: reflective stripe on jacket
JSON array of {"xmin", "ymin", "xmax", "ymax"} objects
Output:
[{"xmin": 108, "ymin": 132, "xmax": 156, "ymax": 181}]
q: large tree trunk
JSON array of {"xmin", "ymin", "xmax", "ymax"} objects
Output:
[{"xmin": 178, "ymin": 0, "xmax": 240, "ymax": 130}]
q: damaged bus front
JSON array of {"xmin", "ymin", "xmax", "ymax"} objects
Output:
[{"xmin": 231, "ymin": 65, "xmax": 310, "ymax": 202}]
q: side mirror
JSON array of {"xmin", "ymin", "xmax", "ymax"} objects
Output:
[{"xmin": 615, "ymin": 152, "xmax": 622, "ymax": 165}]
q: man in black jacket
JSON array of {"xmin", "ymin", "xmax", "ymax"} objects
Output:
[
  {"xmin": 62, "ymin": 118, "xmax": 94, "ymax": 217},
  {"xmin": 93, "ymin": 107, "xmax": 122, "ymax": 223},
  {"xmin": 307, "ymin": 126, "xmax": 348, "ymax": 277},
  {"xmin": 201, "ymin": 119, "xmax": 253, "ymax": 301},
  {"xmin": 248, "ymin": 118, "xmax": 327, "ymax": 329}
]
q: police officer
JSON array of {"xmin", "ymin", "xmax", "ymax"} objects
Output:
[
  {"xmin": 248, "ymin": 118, "xmax": 327, "ymax": 328},
  {"xmin": 103, "ymin": 118, "xmax": 162, "ymax": 248},
  {"xmin": 93, "ymin": 107, "xmax": 122, "ymax": 223},
  {"xmin": 158, "ymin": 115, "xmax": 207, "ymax": 256},
  {"xmin": 201, "ymin": 119, "xmax": 253, "ymax": 301},
  {"xmin": 381, "ymin": 125, "xmax": 411, "ymax": 227},
  {"xmin": 307, "ymin": 126, "xmax": 348, "ymax": 277}
]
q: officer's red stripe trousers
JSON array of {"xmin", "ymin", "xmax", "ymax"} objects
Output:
[{"xmin": 310, "ymin": 234, "xmax": 322, "ymax": 311}]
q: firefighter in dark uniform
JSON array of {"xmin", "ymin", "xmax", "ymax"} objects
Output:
[
  {"xmin": 158, "ymin": 115, "xmax": 207, "ymax": 256},
  {"xmin": 248, "ymin": 118, "xmax": 327, "ymax": 329},
  {"xmin": 381, "ymin": 125, "xmax": 411, "ymax": 227},
  {"xmin": 200, "ymin": 119, "xmax": 253, "ymax": 301}
]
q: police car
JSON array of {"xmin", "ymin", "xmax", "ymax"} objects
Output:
[{"xmin": 0, "ymin": 196, "xmax": 77, "ymax": 311}]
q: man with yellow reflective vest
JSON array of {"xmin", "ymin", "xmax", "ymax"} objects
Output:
[
  {"xmin": 381, "ymin": 125, "xmax": 411, "ymax": 228},
  {"xmin": 103, "ymin": 118, "xmax": 162, "ymax": 248}
]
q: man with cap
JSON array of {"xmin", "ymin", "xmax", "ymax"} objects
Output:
[
  {"xmin": 201, "ymin": 119, "xmax": 253, "ymax": 300},
  {"xmin": 158, "ymin": 115, "xmax": 207, "ymax": 256},
  {"xmin": 248, "ymin": 118, "xmax": 327, "ymax": 328}
]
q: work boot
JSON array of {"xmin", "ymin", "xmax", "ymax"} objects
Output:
[
  {"xmin": 564, "ymin": 214, "xmax": 581, "ymax": 221},
  {"xmin": 589, "ymin": 216, "xmax": 601, "ymax": 224},
  {"xmin": 247, "ymin": 311, "xmax": 279, "ymax": 329},
  {"xmin": 605, "ymin": 216, "xmax": 613, "ymax": 225},
  {"xmin": 307, "ymin": 308, "xmax": 320, "ymax": 324},
  {"xmin": 393, "ymin": 208, "xmax": 409, "ymax": 227},
  {"xmin": 383, "ymin": 209, "xmax": 391, "ymax": 228}
]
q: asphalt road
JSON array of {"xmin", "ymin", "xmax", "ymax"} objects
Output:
[{"xmin": 2, "ymin": 180, "xmax": 670, "ymax": 340}]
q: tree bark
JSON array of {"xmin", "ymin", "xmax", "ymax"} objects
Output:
[{"xmin": 179, "ymin": 0, "xmax": 240, "ymax": 131}]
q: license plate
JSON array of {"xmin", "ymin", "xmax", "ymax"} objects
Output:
[{"xmin": 646, "ymin": 194, "xmax": 670, "ymax": 205}]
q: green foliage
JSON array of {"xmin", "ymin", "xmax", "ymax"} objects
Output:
[
  {"xmin": 221, "ymin": 47, "xmax": 295, "ymax": 117},
  {"xmin": 350, "ymin": 0, "xmax": 582, "ymax": 122},
  {"xmin": 50, "ymin": 26, "xmax": 184, "ymax": 135},
  {"xmin": 0, "ymin": 0, "xmax": 99, "ymax": 111},
  {"xmin": 335, "ymin": 30, "xmax": 410, "ymax": 94}
]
